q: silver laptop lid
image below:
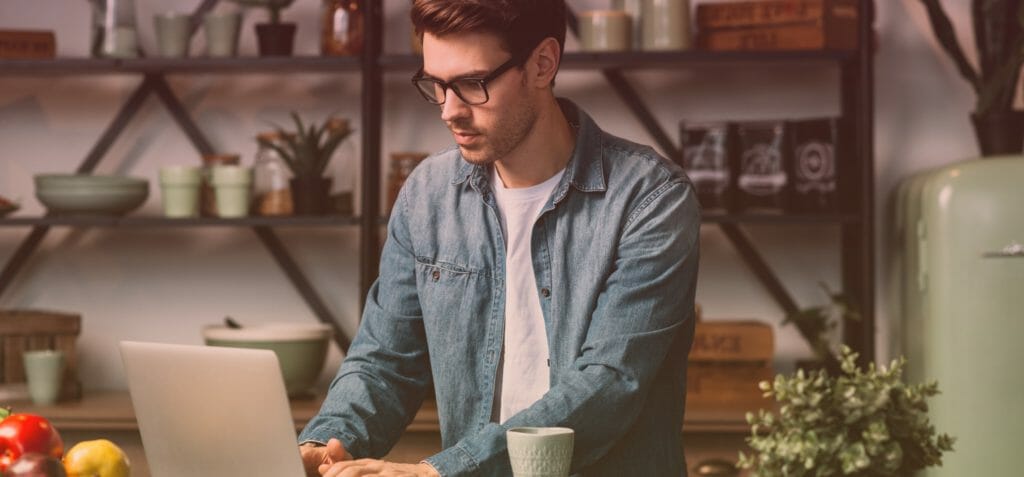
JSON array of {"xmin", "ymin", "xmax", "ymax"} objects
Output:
[{"xmin": 119, "ymin": 341, "xmax": 305, "ymax": 477}]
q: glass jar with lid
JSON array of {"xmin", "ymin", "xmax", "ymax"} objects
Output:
[
  {"xmin": 89, "ymin": 0, "xmax": 140, "ymax": 58},
  {"xmin": 253, "ymin": 131, "xmax": 294, "ymax": 216},
  {"xmin": 201, "ymin": 153, "xmax": 240, "ymax": 217},
  {"xmin": 321, "ymin": 0, "xmax": 363, "ymax": 56},
  {"xmin": 387, "ymin": 152, "xmax": 428, "ymax": 213}
]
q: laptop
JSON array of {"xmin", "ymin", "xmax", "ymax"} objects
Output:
[{"xmin": 119, "ymin": 341, "xmax": 306, "ymax": 477}]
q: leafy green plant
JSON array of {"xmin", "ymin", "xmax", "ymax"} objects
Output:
[
  {"xmin": 265, "ymin": 113, "xmax": 354, "ymax": 178},
  {"xmin": 738, "ymin": 346, "xmax": 954, "ymax": 477},
  {"xmin": 918, "ymin": 0, "xmax": 1024, "ymax": 116},
  {"xmin": 783, "ymin": 283, "xmax": 860, "ymax": 373}
]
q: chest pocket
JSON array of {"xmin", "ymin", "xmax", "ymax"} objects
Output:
[{"xmin": 415, "ymin": 257, "xmax": 490, "ymax": 323}]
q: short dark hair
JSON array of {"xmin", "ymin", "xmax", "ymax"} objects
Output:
[{"xmin": 411, "ymin": 0, "xmax": 567, "ymax": 62}]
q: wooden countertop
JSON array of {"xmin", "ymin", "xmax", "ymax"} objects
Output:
[{"xmin": 9, "ymin": 391, "xmax": 750, "ymax": 434}]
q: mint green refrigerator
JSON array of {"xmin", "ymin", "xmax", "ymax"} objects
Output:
[{"xmin": 896, "ymin": 157, "xmax": 1024, "ymax": 476}]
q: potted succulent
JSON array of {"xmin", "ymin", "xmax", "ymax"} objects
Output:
[
  {"xmin": 919, "ymin": 0, "xmax": 1024, "ymax": 155},
  {"xmin": 738, "ymin": 346, "xmax": 955, "ymax": 477},
  {"xmin": 231, "ymin": 0, "xmax": 296, "ymax": 56},
  {"xmin": 265, "ymin": 113, "xmax": 354, "ymax": 215}
]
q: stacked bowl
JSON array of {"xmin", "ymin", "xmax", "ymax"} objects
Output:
[
  {"xmin": 35, "ymin": 174, "xmax": 149, "ymax": 215},
  {"xmin": 202, "ymin": 321, "xmax": 333, "ymax": 397}
]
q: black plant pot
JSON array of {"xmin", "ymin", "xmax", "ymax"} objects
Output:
[
  {"xmin": 971, "ymin": 111, "xmax": 1024, "ymax": 156},
  {"xmin": 255, "ymin": 22, "xmax": 297, "ymax": 57},
  {"xmin": 290, "ymin": 176, "xmax": 332, "ymax": 215}
]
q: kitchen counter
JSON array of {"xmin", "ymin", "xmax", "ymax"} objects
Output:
[
  {"xmin": 10, "ymin": 392, "xmax": 752, "ymax": 474},
  {"xmin": 11, "ymin": 391, "xmax": 747, "ymax": 433},
  {"xmin": 8, "ymin": 391, "xmax": 440, "ymax": 432}
]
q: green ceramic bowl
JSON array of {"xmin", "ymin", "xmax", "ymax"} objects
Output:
[
  {"xmin": 34, "ymin": 174, "xmax": 150, "ymax": 215},
  {"xmin": 202, "ymin": 322, "xmax": 332, "ymax": 397},
  {"xmin": 34, "ymin": 174, "xmax": 148, "ymax": 189}
]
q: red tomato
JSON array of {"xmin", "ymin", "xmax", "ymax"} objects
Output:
[{"xmin": 0, "ymin": 414, "xmax": 63, "ymax": 471}]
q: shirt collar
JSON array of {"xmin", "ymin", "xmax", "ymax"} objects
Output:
[{"xmin": 452, "ymin": 98, "xmax": 607, "ymax": 196}]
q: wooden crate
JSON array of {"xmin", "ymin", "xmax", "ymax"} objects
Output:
[
  {"xmin": 691, "ymin": 320, "xmax": 774, "ymax": 363},
  {"xmin": 695, "ymin": 0, "xmax": 858, "ymax": 51},
  {"xmin": 687, "ymin": 319, "xmax": 775, "ymax": 414},
  {"xmin": 687, "ymin": 361, "xmax": 774, "ymax": 411},
  {"xmin": 0, "ymin": 30, "xmax": 56, "ymax": 59},
  {"xmin": 696, "ymin": 0, "xmax": 857, "ymax": 30},
  {"xmin": 0, "ymin": 310, "xmax": 82, "ymax": 400}
]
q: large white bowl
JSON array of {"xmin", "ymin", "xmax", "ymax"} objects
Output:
[{"xmin": 202, "ymin": 322, "xmax": 333, "ymax": 397}]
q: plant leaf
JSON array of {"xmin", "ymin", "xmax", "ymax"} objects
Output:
[{"xmin": 919, "ymin": 0, "xmax": 982, "ymax": 93}]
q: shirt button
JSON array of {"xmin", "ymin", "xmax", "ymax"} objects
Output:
[
  {"xmin": 540, "ymin": 288, "xmax": 550, "ymax": 298},
  {"xmin": 432, "ymin": 270, "xmax": 441, "ymax": 281}
]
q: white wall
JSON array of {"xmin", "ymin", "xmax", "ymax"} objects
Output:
[{"xmin": 0, "ymin": 0, "xmax": 984, "ymax": 391}]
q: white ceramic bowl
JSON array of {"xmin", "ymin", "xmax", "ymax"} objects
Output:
[{"xmin": 202, "ymin": 322, "xmax": 333, "ymax": 397}]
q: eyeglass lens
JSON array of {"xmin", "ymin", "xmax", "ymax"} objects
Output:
[{"xmin": 415, "ymin": 79, "xmax": 488, "ymax": 105}]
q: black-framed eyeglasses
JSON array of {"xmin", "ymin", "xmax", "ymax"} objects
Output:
[{"xmin": 411, "ymin": 55, "xmax": 523, "ymax": 106}]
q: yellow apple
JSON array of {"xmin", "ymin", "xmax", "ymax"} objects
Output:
[{"xmin": 62, "ymin": 439, "xmax": 130, "ymax": 477}]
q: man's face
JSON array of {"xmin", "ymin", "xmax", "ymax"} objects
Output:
[{"xmin": 421, "ymin": 32, "xmax": 538, "ymax": 166}]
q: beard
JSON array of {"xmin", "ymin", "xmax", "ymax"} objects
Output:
[{"xmin": 449, "ymin": 97, "xmax": 538, "ymax": 166}]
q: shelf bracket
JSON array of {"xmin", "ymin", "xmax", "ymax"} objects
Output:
[
  {"xmin": 0, "ymin": 78, "xmax": 156, "ymax": 302},
  {"xmin": 601, "ymin": 70, "xmax": 683, "ymax": 164},
  {"xmin": 150, "ymin": 75, "xmax": 216, "ymax": 156},
  {"xmin": 0, "ymin": 227, "xmax": 50, "ymax": 302},
  {"xmin": 252, "ymin": 227, "xmax": 352, "ymax": 351},
  {"xmin": 567, "ymin": 6, "xmax": 807, "ymax": 322},
  {"xmin": 717, "ymin": 223, "xmax": 801, "ymax": 315},
  {"xmin": 1, "ymin": 66, "xmax": 353, "ymax": 352},
  {"xmin": 567, "ymin": 6, "xmax": 682, "ymax": 164}
]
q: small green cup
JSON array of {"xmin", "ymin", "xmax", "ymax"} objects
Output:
[
  {"xmin": 22, "ymin": 350, "xmax": 64, "ymax": 405},
  {"xmin": 211, "ymin": 165, "xmax": 253, "ymax": 218},
  {"xmin": 159, "ymin": 165, "xmax": 201, "ymax": 218}
]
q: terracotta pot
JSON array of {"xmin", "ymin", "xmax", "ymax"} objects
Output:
[
  {"xmin": 971, "ymin": 110, "xmax": 1024, "ymax": 156},
  {"xmin": 289, "ymin": 176, "xmax": 332, "ymax": 215},
  {"xmin": 255, "ymin": 22, "xmax": 296, "ymax": 56}
]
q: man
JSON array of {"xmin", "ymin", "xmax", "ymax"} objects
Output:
[{"xmin": 299, "ymin": 1, "xmax": 700, "ymax": 475}]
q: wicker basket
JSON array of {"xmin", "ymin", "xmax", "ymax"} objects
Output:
[{"xmin": 0, "ymin": 309, "xmax": 82, "ymax": 401}]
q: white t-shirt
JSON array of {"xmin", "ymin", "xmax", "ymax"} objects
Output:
[{"xmin": 490, "ymin": 165, "xmax": 565, "ymax": 423}]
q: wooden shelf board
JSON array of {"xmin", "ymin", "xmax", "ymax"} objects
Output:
[
  {"xmin": 369, "ymin": 212, "xmax": 857, "ymax": 227},
  {"xmin": 0, "ymin": 215, "xmax": 361, "ymax": 227},
  {"xmin": 381, "ymin": 49, "xmax": 851, "ymax": 73},
  {"xmin": 0, "ymin": 56, "xmax": 362, "ymax": 75},
  {"xmin": 13, "ymin": 391, "xmax": 748, "ymax": 434},
  {"xmin": 701, "ymin": 212, "xmax": 861, "ymax": 225},
  {"xmin": 13, "ymin": 391, "xmax": 438, "ymax": 432}
]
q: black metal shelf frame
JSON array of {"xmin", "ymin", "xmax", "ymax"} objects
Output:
[
  {"xmin": 559, "ymin": 2, "xmax": 876, "ymax": 362},
  {"xmin": 0, "ymin": 0, "xmax": 386, "ymax": 352},
  {"xmin": 0, "ymin": 0, "xmax": 875, "ymax": 360}
]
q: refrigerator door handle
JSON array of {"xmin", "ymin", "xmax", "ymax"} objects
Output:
[{"xmin": 983, "ymin": 241, "xmax": 1024, "ymax": 258}]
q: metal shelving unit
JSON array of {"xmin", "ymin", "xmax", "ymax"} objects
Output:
[
  {"xmin": 0, "ymin": 0, "xmax": 386, "ymax": 353},
  {"xmin": 0, "ymin": 0, "xmax": 875, "ymax": 363}
]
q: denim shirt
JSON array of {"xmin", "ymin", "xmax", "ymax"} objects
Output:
[{"xmin": 299, "ymin": 99, "xmax": 700, "ymax": 476}]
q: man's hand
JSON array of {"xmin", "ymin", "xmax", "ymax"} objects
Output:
[
  {"xmin": 300, "ymin": 438, "xmax": 350, "ymax": 476},
  {"xmin": 318, "ymin": 459, "xmax": 441, "ymax": 477}
]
